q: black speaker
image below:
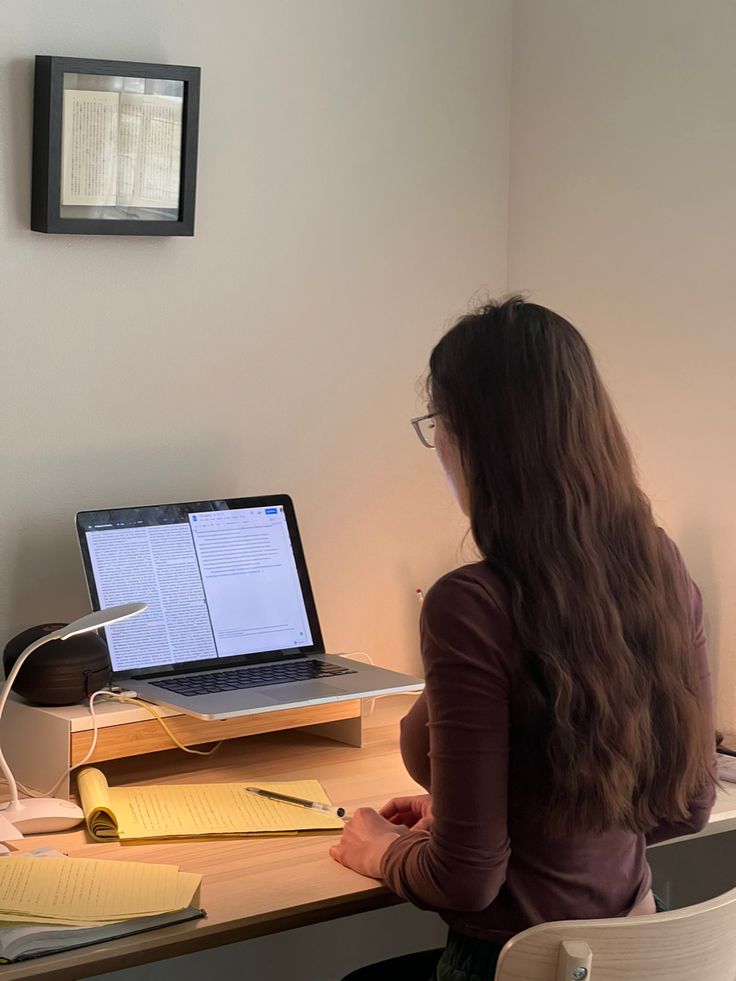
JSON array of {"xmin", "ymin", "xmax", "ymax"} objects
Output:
[{"xmin": 3, "ymin": 623, "xmax": 112, "ymax": 706}]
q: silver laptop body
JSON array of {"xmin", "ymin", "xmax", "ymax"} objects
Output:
[{"xmin": 76, "ymin": 495, "xmax": 423, "ymax": 720}]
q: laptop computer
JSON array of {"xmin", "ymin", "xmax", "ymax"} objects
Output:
[{"xmin": 76, "ymin": 495, "xmax": 424, "ymax": 720}]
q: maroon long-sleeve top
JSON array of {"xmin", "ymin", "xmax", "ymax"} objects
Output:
[{"xmin": 380, "ymin": 536, "xmax": 715, "ymax": 943}]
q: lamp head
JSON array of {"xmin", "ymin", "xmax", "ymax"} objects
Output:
[{"xmin": 49, "ymin": 602, "xmax": 147, "ymax": 641}]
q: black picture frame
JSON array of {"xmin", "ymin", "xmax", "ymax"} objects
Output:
[{"xmin": 31, "ymin": 56, "xmax": 200, "ymax": 236}]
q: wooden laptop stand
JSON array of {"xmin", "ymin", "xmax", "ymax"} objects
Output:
[{"xmin": 0, "ymin": 695, "xmax": 363, "ymax": 799}]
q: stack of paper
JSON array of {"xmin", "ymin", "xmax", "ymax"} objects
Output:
[
  {"xmin": 0, "ymin": 908, "xmax": 204, "ymax": 965},
  {"xmin": 0, "ymin": 857, "xmax": 201, "ymax": 927},
  {"xmin": 78, "ymin": 767, "xmax": 344, "ymax": 842}
]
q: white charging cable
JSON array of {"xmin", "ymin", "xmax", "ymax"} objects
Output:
[
  {"xmin": 17, "ymin": 688, "xmax": 223, "ymax": 799},
  {"xmin": 96, "ymin": 690, "xmax": 225, "ymax": 757}
]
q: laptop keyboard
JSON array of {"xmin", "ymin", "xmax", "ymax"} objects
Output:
[{"xmin": 149, "ymin": 659, "xmax": 357, "ymax": 697}]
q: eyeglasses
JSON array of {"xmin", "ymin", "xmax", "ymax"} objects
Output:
[{"xmin": 411, "ymin": 412, "xmax": 438, "ymax": 448}]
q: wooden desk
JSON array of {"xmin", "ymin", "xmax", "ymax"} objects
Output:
[
  {"xmin": 2, "ymin": 695, "xmax": 423, "ymax": 980},
  {"xmin": 3, "ymin": 694, "xmax": 735, "ymax": 980}
]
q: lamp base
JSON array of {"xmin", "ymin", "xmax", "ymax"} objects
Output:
[
  {"xmin": 0, "ymin": 811, "xmax": 23, "ymax": 842},
  {"xmin": 0, "ymin": 797, "xmax": 84, "ymax": 834}
]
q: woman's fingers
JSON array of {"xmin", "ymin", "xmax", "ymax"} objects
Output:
[
  {"xmin": 378, "ymin": 797, "xmax": 402, "ymax": 819},
  {"xmin": 388, "ymin": 810, "xmax": 418, "ymax": 826},
  {"xmin": 379, "ymin": 795, "xmax": 423, "ymax": 819}
]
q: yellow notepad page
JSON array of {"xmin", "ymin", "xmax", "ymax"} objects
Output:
[
  {"xmin": 0, "ymin": 857, "xmax": 201, "ymax": 925},
  {"xmin": 77, "ymin": 766, "xmax": 117, "ymax": 838},
  {"xmin": 174, "ymin": 870, "xmax": 202, "ymax": 909},
  {"xmin": 78, "ymin": 768, "xmax": 344, "ymax": 841}
]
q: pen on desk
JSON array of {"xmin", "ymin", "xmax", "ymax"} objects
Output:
[
  {"xmin": 245, "ymin": 786, "xmax": 346, "ymax": 818},
  {"xmin": 416, "ymin": 588, "xmax": 425, "ymax": 605}
]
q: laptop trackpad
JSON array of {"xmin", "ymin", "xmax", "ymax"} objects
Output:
[{"xmin": 259, "ymin": 681, "xmax": 350, "ymax": 702}]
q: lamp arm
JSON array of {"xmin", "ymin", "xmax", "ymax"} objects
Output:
[{"xmin": 0, "ymin": 634, "xmax": 57, "ymax": 806}]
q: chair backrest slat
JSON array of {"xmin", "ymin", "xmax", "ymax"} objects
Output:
[{"xmin": 555, "ymin": 940, "xmax": 593, "ymax": 981}]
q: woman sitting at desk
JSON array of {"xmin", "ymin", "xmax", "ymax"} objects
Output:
[{"xmin": 330, "ymin": 296, "xmax": 716, "ymax": 980}]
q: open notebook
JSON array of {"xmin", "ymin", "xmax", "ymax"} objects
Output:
[{"xmin": 77, "ymin": 768, "xmax": 345, "ymax": 842}]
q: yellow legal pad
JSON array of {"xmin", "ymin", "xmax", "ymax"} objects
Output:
[
  {"xmin": 0, "ymin": 857, "xmax": 201, "ymax": 927},
  {"xmin": 77, "ymin": 767, "xmax": 345, "ymax": 842}
]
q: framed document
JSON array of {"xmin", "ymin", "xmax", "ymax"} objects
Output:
[{"xmin": 31, "ymin": 56, "xmax": 200, "ymax": 236}]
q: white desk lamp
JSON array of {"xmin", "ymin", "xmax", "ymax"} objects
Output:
[{"xmin": 0, "ymin": 602, "xmax": 146, "ymax": 836}]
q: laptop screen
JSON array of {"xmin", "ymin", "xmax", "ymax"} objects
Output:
[{"xmin": 76, "ymin": 496, "xmax": 322, "ymax": 676}]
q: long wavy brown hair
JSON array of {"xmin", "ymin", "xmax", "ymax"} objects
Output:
[{"xmin": 428, "ymin": 296, "xmax": 714, "ymax": 837}]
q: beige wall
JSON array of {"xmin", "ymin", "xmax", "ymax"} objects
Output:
[
  {"xmin": 508, "ymin": 0, "xmax": 736, "ymax": 729},
  {"xmin": 3, "ymin": 0, "xmax": 731, "ymax": 729},
  {"xmin": 0, "ymin": 5, "xmax": 732, "ymax": 975},
  {"xmin": 0, "ymin": 0, "xmax": 512, "ymax": 676}
]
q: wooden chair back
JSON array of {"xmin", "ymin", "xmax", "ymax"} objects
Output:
[{"xmin": 494, "ymin": 886, "xmax": 736, "ymax": 980}]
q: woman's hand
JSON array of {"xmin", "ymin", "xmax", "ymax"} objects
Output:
[
  {"xmin": 379, "ymin": 793, "xmax": 433, "ymax": 831},
  {"xmin": 329, "ymin": 807, "xmax": 409, "ymax": 879}
]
